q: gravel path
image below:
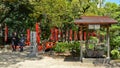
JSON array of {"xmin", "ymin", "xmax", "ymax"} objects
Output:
[{"xmin": 0, "ymin": 47, "xmax": 119, "ymax": 68}]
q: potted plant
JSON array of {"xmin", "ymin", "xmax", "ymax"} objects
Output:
[
  {"xmin": 86, "ymin": 43, "xmax": 94, "ymax": 57},
  {"xmin": 95, "ymin": 45, "xmax": 105, "ymax": 57},
  {"xmin": 86, "ymin": 36, "xmax": 99, "ymax": 57}
]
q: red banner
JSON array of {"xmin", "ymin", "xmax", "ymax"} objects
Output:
[
  {"xmin": 74, "ymin": 31, "xmax": 78, "ymax": 41},
  {"xmin": 4, "ymin": 25, "xmax": 8, "ymax": 42},
  {"xmin": 84, "ymin": 32, "xmax": 86, "ymax": 40},
  {"xmin": 69, "ymin": 29, "xmax": 72, "ymax": 41},
  {"xmin": 55, "ymin": 28, "xmax": 58, "ymax": 41},
  {"xmin": 27, "ymin": 29, "xmax": 30, "ymax": 42},
  {"xmin": 26, "ymin": 29, "xmax": 30, "ymax": 45},
  {"xmin": 50, "ymin": 28, "xmax": 54, "ymax": 41},
  {"xmin": 79, "ymin": 31, "xmax": 83, "ymax": 40},
  {"xmin": 35, "ymin": 23, "xmax": 40, "ymax": 44}
]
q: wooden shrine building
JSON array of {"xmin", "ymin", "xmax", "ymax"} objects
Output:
[{"xmin": 74, "ymin": 16, "xmax": 117, "ymax": 61}]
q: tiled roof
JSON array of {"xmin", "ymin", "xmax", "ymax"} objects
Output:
[{"xmin": 74, "ymin": 16, "xmax": 117, "ymax": 25}]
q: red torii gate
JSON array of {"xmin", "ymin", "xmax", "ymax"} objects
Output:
[{"xmin": 4, "ymin": 24, "xmax": 8, "ymax": 42}]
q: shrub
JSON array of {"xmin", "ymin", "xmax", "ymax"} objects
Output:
[
  {"xmin": 112, "ymin": 36, "xmax": 120, "ymax": 48},
  {"xmin": 68, "ymin": 41, "xmax": 80, "ymax": 55},
  {"xmin": 53, "ymin": 42, "xmax": 68, "ymax": 53},
  {"xmin": 88, "ymin": 44, "xmax": 94, "ymax": 50},
  {"xmin": 110, "ymin": 29, "xmax": 120, "ymax": 59},
  {"xmin": 89, "ymin": 36, "xmax": 99, "ymax": 43},
  {"xmin": 53, "ymin": 41, "xmax": 81, "ymax": 54},
  {"xmin": 111, "ymin": 49, "xmax": 120, "ymax": 59}
]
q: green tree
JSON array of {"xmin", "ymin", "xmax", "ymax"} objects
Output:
[
  {"xmin": 103, "ymin": 2, "xmax": 120, "ymax": 59},
  {"xmin": 0, "ymin": 0, "xmax": 33, "ymax": 33}
]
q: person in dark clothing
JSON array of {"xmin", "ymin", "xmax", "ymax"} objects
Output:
[
  {"xmin": 19, "ymin": 34, "xmax": 25, "ymax": 52},
  {"xmin": 12, "ymin": 32, "xmax": 19, "ymax": 51}
]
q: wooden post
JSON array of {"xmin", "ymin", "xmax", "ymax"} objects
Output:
[
  {"xmin": 106, "ymin": 26, "xmax": 110, "ymax": 59},
  {"xmin": 85, "ymin": 25, "xmax": 89, "ymax": 50},
  {"xmin": 80, "ymin": 25, "xmax": 83, "ymax": 62},
  {"xmin": 66, "ymin": 30, "xmax": 68, "ymax": 41},
  {"xmin": 74, "ymin": 31, "xmax": 78, "ymax": 41},
  {"xmin": 69, "ymin": 29, "xmax": 72, "ymax": 41}
]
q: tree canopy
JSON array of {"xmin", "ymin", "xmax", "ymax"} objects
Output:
[
  {"xmin": 0, "ymin": 0, "xmax": 120, "ymax": 34},
  {"xmin": 0, "ymin": 0, "xmax": 119, "ymax": 27}
]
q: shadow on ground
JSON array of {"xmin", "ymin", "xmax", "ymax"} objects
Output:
[
  {"xmin": 64, "ymin": 56, "xmax": 80, "ymax": 62},
  {"xmin": 0, "ymin": 47, "xmax": 43, "ymax": 68},
  {"xmin": 105, "ymin": 60, "xmax": 120, "ymax": 68},
  {"xmin": 92, "ymin": 58, "xmax": 120, "ymax": 68}
]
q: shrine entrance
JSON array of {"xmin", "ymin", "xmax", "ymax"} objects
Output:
[{"xmin": 74, "ymin": 16, "xmax": 117, "ymax": 61}]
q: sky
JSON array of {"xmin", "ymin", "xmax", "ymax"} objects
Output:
[{"xmin": 106, "ymin": 0, "xmax": 120, "ymax": 4}]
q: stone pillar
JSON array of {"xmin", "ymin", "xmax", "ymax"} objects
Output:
[{"xmin": 27, "ymin": 31, "xmax": 38, "ymax": 57}]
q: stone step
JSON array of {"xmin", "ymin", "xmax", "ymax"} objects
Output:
[{"xmin": 83, "ymin": 58, "xmax": 105, "ymax": 63}]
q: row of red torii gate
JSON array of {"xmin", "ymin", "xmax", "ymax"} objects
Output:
[{"xmin": 4, "ymin": 23, "xmax": 96, "ymax": 51}]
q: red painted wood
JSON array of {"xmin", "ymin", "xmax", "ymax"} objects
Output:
[
  {"xmin": 35, "ymin": 23, "xmax": 41, "ymax": 45},
  {"xmin": 57, "ymin": 29, "xmax": 59, "ymax": 41},
  {"xmin": 79, "ymin": 31, "xmax": 82, "ymax": 40},
  {"xmin": 38, "ymin": 45, "xmax": 43, "ymax": 51},
  {"xmin": 50, "ymin": 28, "xmax": 54, "ymax": 41},
  {"xmin": 53, "ymin": 28, "xmax": 55, "ymax": 41},
  {"xmin": 4, "ymin": 25, "xmax": 8, "ymax": 42},
  {"xmin": 55, "ymin": 28, "xmax": 58, "ymax": 41},
  {"xmin": 92, "ymin": 32, "xmax": 96, "ymax": 36},
  {"xmin": 38, "ymin": 42, "xmax": 55, "ymax": 51},
  {"xmin": 45, "ymin": 42, "xmax": 53, "ymax": 49},
  {"xmin": 69, "ymin": 29, "xmax": 72, "ymax": 41},
  {"xmin": 26, "ymin": 29, "xmax": 30, "ymax": 45},
  {"xmin": 84, "ymin": 32, "xmax": 86, "ymax": 40},
  {"xmin": 74, "ymin": 31, "xmax": 78, "ymax": 41}
]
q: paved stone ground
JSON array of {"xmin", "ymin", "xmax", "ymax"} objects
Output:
[
  {"xmin": 7, "ymin": 57, "xmax": 105, "ymax": 68},
  {"xmin": 0, "ymin": 47, "xmax": 119, "ymax": 68}
]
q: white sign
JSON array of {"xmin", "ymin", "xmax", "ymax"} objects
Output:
[
  {"xmin": 89, "ymin": 25, "xmax": 100, "ymax": 29},
  {"xmin": 95, "ymin": 25, "xmax": 100, "ymax": 29},
  {"xmin": 89, "ymin": 25, "xmax": 94, "ymax": 29}
]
